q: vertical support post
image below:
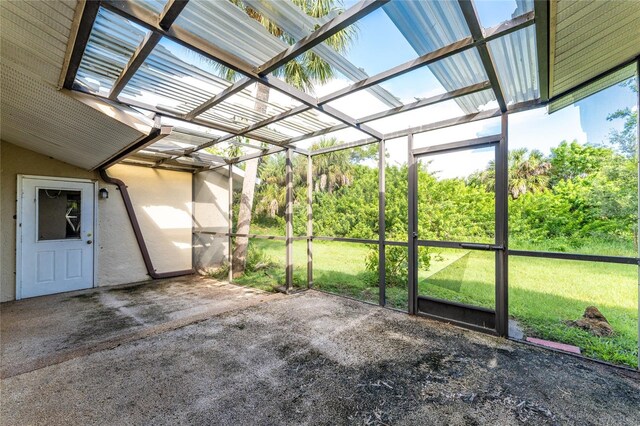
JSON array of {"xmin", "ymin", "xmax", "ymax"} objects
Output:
[
  {"xmin": 378, "ymin": 139, "xmax": 386, "ymax": 306},
  {"xmin": 407, "ymin": 133, "xmax": 418, "ymax": 315},
  {"xmin": 286, "ymin": 148, "xmax": 294, "ymax": 292},
  {"xmin": 636, "ymin": 57, "xmax": 639, "ymax": 370},
  {"xmin": 228, "ymin": 164, "xmax": 233, "ymax": 283},
  {"xmin": 307, "ymin": 154, "xmax": 313, "ymax": 288},
  {"xmin": 191, "ymin": 171, "xmax": 196, "ymax": 272},
  {"xmin": 495, "ymin": 113, "xmax": 509, "ymax": 336}
]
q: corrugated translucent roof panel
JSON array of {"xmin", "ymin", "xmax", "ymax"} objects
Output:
[
  {"xmin": 549, "ymin": 62, "xmax": 637, "ymax": 114},
  {"xmin": 280, "ymin": 109, "xmax": 341, "ymax": 134},
  {"xmin": 255, "ymin": 122, "xmax": 304, "ymax": 140},
  {"xmin": 118, "ymin": 38, "xmax": 234, "ymax": 116},
  {"xmin": 384, "ymin": 49, "xmax": 488, "ymax": 104},
  {"xmin": 488, "ymin": 25, "xmax": 539, "ymax": 105},
  {"xmin": 475, "ymin": 0, "xmax": 533, "ymax": 28},
  {"xmin": 75, "ymin": 8, "xmax": 149, "ymax": 95},
  {"xmin": 324, "ymin": 48, "xmax": 492, "ymax": 120},
  {"xmin": 172, "ymin": 0, "xmax": 288, "ymax": 66},
  {"xmin": 148, "ymin": 118, "xmax": 228, "ymax": 152},
  {"xmin": 381, "ymin": 0, "xmax": 495, "ymax": 114},
  {"xmin": 130, "ymin": 0, "xmax": 169, "ymax": 15},
  {"xmin": 383, "ymin": 0, "xmax": 471, "ymax": 52},
  {"xmin": 151, "ymin": 132, "xmax": 211, "ymax": 152},
  {"xmin": 246, "ymin": 127, "xmax": 291, "ymax": 144},
  {"xmin": 190, "ymin": 150, "xmax": 233, "ymax": 164}
]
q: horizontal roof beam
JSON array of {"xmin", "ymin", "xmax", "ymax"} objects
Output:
[
  {"xmin": 228, "ymin": 146, "xmax": 287, "ymax": 165},
  {"xmin": 319, "ymin": 37, "xmax": 472, "ymax": 105},
  {"xmin": 158, "ymin": 0, "xmax": 189, "ymax": 29},
  {"xmin": 483, "ymin": 10, "xmax": 535, "ymax": 41},
  {"xmin": 285, "ymin": 80, "xmax": 491, "ymax": 145},
  {"xmin": 121, "ymin": 158, "xmax": 203, "ymax": 172},
  {"xmin": 93, "ymin": 126, "xmax": 171, "ymax": 170},
  {"xmin": 412, "ymin": 134, "xmax": 501, "ymax": 156},
  {"xmin": 109, "ymin": 32, "xmax": 162, "ymax": 100},
  {"xmin": 533, "ymin": 1, "xmax": 549, "ymax": 102},
  {"xmin": 184, "ymin": 78, "xmax": 253, "ymax": 120},
  {"xmin": 259, "ymin": 76, "xmax": 384, "ymax": 140},
  {"xmin": 310, "ymin": 108, "xmax": 503, "ymax": 156},
  {"xmin": 188, "ymin": 104, "xmax": 312, "ymax": 153},
  {"xmin": 254, "ymin": 0, "xmax": 390, "ymax": 76},
  {"xmin": 109, "ymin": 1, "xmax": 188, "ymax": 100},
  {"xmin": 61, "ymin": 0, "xmax": 101, "ymax": 90}
]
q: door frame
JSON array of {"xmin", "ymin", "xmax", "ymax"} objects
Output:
[
  {"xmin": 407, "ymin": 120, "xmax": 509, "ymax": 336},
  {"xmin": 16, "ymin": 175, "xmax": 98, "ymax": 300}
]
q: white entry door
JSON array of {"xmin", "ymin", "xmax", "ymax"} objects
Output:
[{"xmin": 18, "ymin": 176, "xmax": 95, "ymax": 299}]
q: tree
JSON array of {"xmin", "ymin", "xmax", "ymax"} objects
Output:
[
  {"xmin": 231, "ymin": 0, "xmax": 357, "ymax": 277},
  {"xmin": 549, "ymin": 140, "xmax": 612, "ymax": 185},
  {"xmin": 470, "ymin": 148, "xmax": 551, "ymax": 199},
  {"xmin": 310, "ymin": 138, "xmax": 354, "ymax": 193},
  {"xmin": 607, "ymin": 107, "xmax": 638, "ymax": 157},
  {"xmin": 606, "ymin": 78, "xmax": 638, "ymax": 158}
]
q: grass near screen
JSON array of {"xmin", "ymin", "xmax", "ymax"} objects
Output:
[{"xmin": 230, "ymin": 238, "xmax": 638, "ymax": 368}]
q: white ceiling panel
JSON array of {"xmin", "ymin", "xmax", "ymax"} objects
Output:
[
  {"xmin": 1, "ymin": 61, "xmax": 145, "ymax": 170},
  {"xmin": 0, "ymin": 0, "xmax": 149, "ymax": 170},
  {"xmin": 550, "ymin": 0, "xmax": 640, "ymax": 97}
]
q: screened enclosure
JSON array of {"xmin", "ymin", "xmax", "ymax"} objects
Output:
[{"xmin": 62, "ymin": 0, "xmax": 640, "ymax": 369}]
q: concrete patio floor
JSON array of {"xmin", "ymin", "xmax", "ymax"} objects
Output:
[
  {"xmin": 1, "ymin": 278, "xmax": 639, "ymax": 425},
  {"xmin": 0, "ymin": 275, "xmax": 283, "ymax": 379}
]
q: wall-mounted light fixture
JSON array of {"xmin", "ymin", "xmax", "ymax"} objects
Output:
[{"xmin": 98, "ymin": 188, "xmax": 109, "ymax": 199}]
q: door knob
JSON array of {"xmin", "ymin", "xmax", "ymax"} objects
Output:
[{"xmin": 87, "ymin": 240, "xmax": 93, "ymax": 245}]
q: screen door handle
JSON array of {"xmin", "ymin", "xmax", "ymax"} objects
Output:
[{"xmin": 459, "ymin": 243, "xmax": 503, "ymax": 251}]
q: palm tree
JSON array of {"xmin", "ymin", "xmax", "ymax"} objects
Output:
[
  {"xmin": 254, "ymin": 154, "xmax": 287, "ymax": 218},
  {"xmin": 471, "ymin": 148, "xmax": 551, "ymax": 199},
  {"xmin": 232, "ymin": 0, "xmax": 358, "ymax": 277},
  {"xmin": 310, "ymin": 138, "xmax": 353, "ymax": 193}
]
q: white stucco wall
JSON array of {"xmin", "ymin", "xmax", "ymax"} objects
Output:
[
  {"xmin": 0, "ymin": 141, "xmax": 217, "ymax": 302},
  {"xmin": 193, "ymin": 169, "xmax": 230, "ymax": 272}
]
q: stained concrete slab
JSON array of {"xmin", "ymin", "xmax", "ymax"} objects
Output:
[
  {"xmin": 0, "ymin": 275, "xmax": 282, "ymax": 378},
  {"xmin": 1, "ymin": 289, "xmax": 638, "ymax": 425}
]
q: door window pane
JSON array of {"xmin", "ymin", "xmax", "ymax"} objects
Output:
[{"xmin": 38, "ymin": 189, "xmax": 81, "ymax": 240}]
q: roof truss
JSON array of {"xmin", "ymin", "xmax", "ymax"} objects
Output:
[{"xmin": 62, "ymin": 0, "xmax": 548, "ymax": 169}]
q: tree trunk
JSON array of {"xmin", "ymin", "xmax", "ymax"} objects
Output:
[{"xmin": 232, "ymin": 83, "xmax": 270, "ymax": 277}]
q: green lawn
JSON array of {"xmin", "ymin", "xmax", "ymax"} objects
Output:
[{"xmin": 228, "ymin": 239, "xmax": 638, "ymax": 368}]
